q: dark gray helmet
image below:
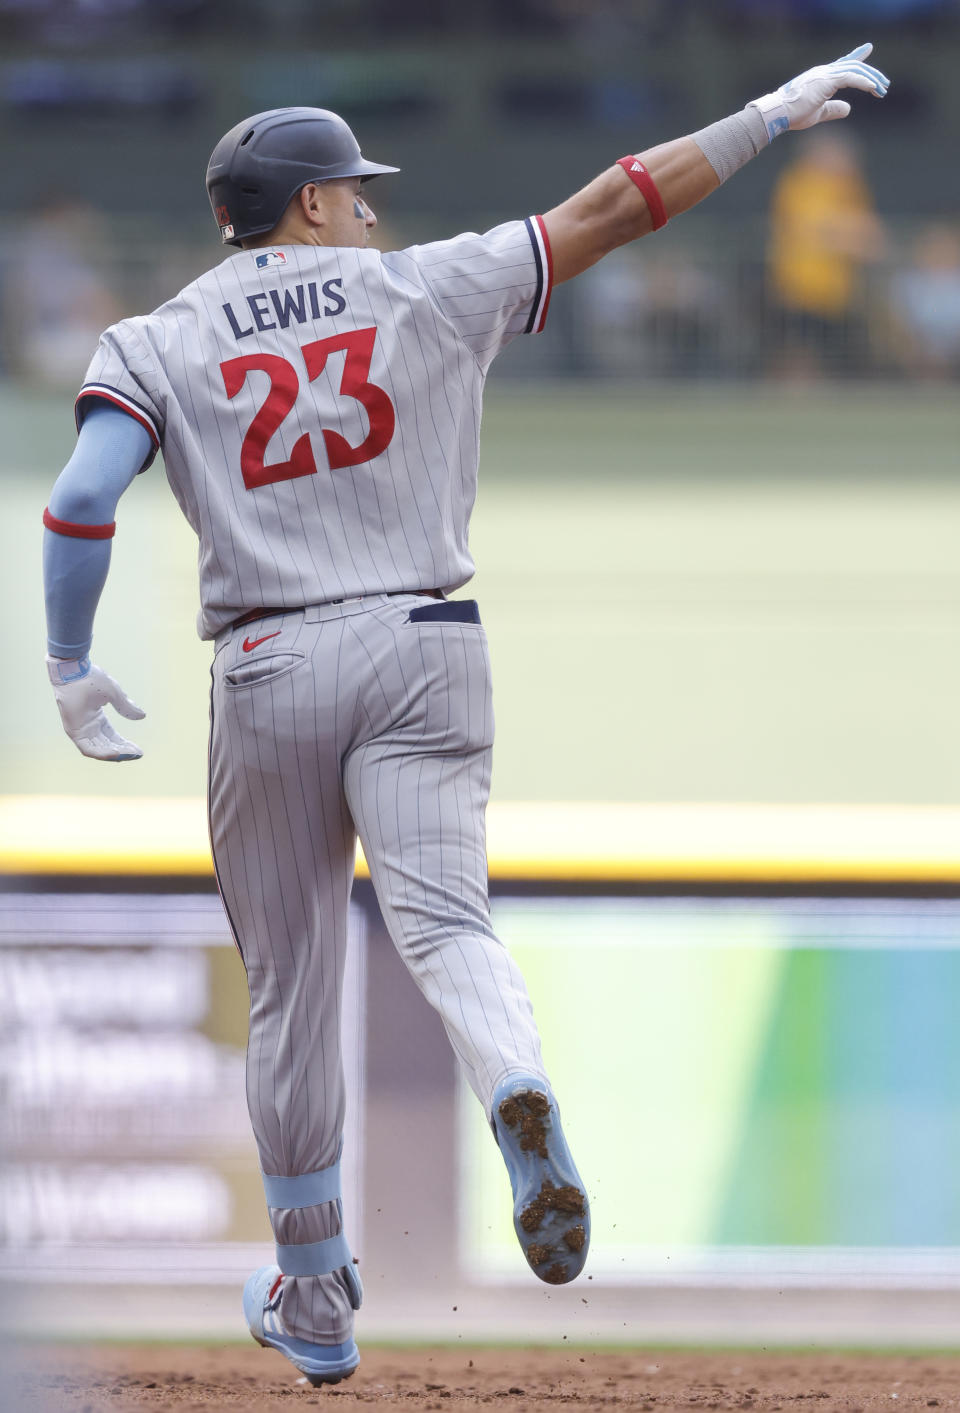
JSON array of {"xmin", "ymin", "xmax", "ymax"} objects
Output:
[{"xmin": 206, "ymin": 107, "xmax": 399, "ymax": 247}]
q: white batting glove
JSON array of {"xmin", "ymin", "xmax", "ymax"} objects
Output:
[
  {"xmin": 750, "ymin": 43, "xmax": 889, "ymax": 142},
  {"xmin": 47, "ymin": 654, "xmax": 146, "ymax": 762}
]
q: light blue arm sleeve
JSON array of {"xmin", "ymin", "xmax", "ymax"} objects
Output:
[{"xmin": 43, "ymin": 402, "xmax": 154, "ymax": 657}]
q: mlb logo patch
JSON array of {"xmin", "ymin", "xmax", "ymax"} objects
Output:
[{"xmin": 255, "ymin": 250, "xmax": 287, "ymax": 270}]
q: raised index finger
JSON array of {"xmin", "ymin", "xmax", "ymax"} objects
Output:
[{"xmin": 841, "ymin": 42, "xmax": 874, "ymax": 62}]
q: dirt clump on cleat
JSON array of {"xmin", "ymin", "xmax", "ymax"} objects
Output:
[
  {"xmin": 563, "ymin": 1224, "xmax": 587, "ymax": 1253},
  {"xmin": 498, "ymin": 1089, "xmax": 550, "ymax": 1158},
  {"xmin": 553, "ymin": 1184, "xmax": 586, "ymax": 1215},
  {"xmin": 498, "ymin": 1090, "xmax": 549, "ymax": 1126},
  {"xmin": 520, "ymin": 1185, "xmax": 550, "ymax": 1232},
  {"xmin": 526, "ymin": 1242, "xmax": 552, "ymax": 1266},
  {"xmin": 520, "ymin": 1179, "xmax": 586, "ymax": 1233},
  {"xmin": 543, "ymin": 1263, "xmax": 569, "ymax": 1284}
]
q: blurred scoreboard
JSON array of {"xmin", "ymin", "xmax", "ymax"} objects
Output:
[{"xmin": 3, "ymin": 796, "xmax": 960, "ymax": 1301}]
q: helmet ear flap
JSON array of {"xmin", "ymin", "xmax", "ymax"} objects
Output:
[{"xmin": 205, "ymin": 107, "xmax": 399, "ymax": 247}]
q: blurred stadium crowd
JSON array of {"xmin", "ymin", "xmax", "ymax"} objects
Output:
[
  {"xmin": 0, "ymin": 0, "xmax": 958, "ymax": 387},
  {"xmin": 580, "ymin": 131, "xmax": 960, "ymax": 382},
  {"xmin": 0, "ymin": 0, "xmax": 957, "ymax": 43},
  {"xmin": 4, "ymin": 157, "xmax": 958, "ymax": 389}
]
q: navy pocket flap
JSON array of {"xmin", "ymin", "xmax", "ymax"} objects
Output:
[{"xmin": 408, "ymin": 599, "xmax": 481, "ymax": 625}]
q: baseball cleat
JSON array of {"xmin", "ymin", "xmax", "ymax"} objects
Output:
[
  {"xmin": 491, "ymin": 1073, "xmax": 590, "ymax": 1285},
  {"xmin": 243, "ymin": 1265, "xmax": 359, "ymax": 1386}
]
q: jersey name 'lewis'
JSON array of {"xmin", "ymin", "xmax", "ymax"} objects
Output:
[{"xmin": 222, "ymin": 277, "xmax": 347, "ymax": 339}]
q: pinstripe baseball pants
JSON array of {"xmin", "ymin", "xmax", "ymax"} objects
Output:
[{"xmin": 208, "ymin": 593, "xmax": 547, "ymax": 1342}]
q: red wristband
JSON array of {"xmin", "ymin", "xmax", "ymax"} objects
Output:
[
  {"xmin": 43, "ymin": 506, "xmax": 116, "ymax": 539},
  {"xmin": 617, "ymin": 156, "xmax": 668, "ymax": 231}
]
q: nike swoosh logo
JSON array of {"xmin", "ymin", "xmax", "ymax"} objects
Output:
[{"xmin": 242, "ymin": 631, "xmax": 281, "ymax": 652}]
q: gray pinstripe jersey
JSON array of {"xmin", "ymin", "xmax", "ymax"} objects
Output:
[{"xmin": 75, "ymin": 218, "xmax": 553, "ymax": 639}]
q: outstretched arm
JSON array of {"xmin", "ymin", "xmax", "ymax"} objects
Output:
[
  {"xmin": 543, "ymin": 43, "xmax": 889, "ymax": 284},
  {"xmin": 43, "ymin": 401, "xmax": 153, "ymax": 761}
]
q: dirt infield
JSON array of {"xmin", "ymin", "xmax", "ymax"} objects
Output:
[{"xmin": 13, "ymin": 1344, "xmax": 960, "ymax": 1412}]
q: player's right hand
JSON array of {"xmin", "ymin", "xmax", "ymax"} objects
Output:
[
  {"xmin": 46, "ymin": 654, "xmax": 146, "ymax": 761},
  {"xmin": 750, "ymin": 43, "xmax": 889, "ymax": 143}
]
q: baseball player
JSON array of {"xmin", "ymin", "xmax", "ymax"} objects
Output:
[{"xmin": 43, "ymin": 46, "xmax": 887, "ymax": 1385}]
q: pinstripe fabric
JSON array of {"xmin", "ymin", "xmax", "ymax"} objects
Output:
[
  {"xmin": 209, "ymin": 595, "xmax": 546, "ymax": 1343},
  {"xmin": 76, "ymin": 221, "xmax": 551, "ymax": 641}
]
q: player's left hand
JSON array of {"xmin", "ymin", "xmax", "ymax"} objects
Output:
[
  {"xmin": 750, "ymin": 43, "xmax": 889, "ymax": 143},
  {"xmin": 46, "ymin": 654, "xmax": 146, "ymax": 761}
]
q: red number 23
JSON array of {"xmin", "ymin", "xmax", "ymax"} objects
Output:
[{"xmin": 220, "ymin": 327, "xmax": 396, "ymax": 491}]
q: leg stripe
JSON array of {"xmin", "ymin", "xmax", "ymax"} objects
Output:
[
  {"xmin": 262, "ymin": 1160, "xmax": 341, "ymax": 1209},
  {"xmin": 276, "ymin": 1233, "xmax": 353, "ymax": 1277}
]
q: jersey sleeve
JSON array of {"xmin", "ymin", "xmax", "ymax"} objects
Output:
[
  {"xmin": 394, "ymin": 217, "xmax": 553, "ymax": 368},
  {"xmin": 75, "ymin": 321, "xmax": 164, "ymax": 471}
]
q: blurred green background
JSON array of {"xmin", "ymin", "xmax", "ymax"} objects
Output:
[
  {"xmin": 9, "ymin": 381, "xmax": 959, "ymax": 804},
  {"xmin": 465, "ymin": 895, "xmax": 960, "ymax": 1274}
]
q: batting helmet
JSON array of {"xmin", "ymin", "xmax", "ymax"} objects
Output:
[{"xmin": 206, "ymin": 107, "xmax": 400, "ymax": 247}]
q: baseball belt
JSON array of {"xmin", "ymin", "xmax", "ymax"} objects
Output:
[{"xmin": 229, "ymin": 589, "xmax": 444, "ymax": 634}]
